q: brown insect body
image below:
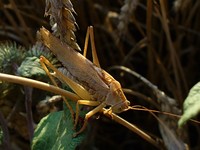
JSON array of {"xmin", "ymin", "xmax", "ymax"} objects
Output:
[{"xmin": 39, "ymin": 27, "xmax": 130, "ymax": 113}]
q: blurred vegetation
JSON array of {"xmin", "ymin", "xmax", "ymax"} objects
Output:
[{"xmin": 0, "ymin": 0, "xmax": 200, "ymax": 149}]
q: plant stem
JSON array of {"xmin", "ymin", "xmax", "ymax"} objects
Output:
[
  {"xmin": 0, "ymin": 72, "xmax": 162, "ymax": 148},
  {"xmin": 0, "ymin": 73, "xmax": 80, "ymax": 101}
]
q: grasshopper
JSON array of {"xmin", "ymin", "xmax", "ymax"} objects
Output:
[{"xmin": 38, "ymin": 26, "xmax": 130, "ymax": 136}]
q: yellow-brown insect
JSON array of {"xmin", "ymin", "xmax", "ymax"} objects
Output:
[{"xmin": 38, "ymin": 26, "xmax": 130, "ymax": 136}]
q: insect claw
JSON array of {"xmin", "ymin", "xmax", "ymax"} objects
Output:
[
  {"xmin": 103, "ymin": 108, "xmax": 113, "ymax": 119},
  {"xmin": 127, "ymin": 106, "xmax": 132, "ymax": 111}
]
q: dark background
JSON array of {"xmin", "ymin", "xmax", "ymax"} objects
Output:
[{"xmin": 0, "ymin": 0, "xmax": 200, "ymax": 149}]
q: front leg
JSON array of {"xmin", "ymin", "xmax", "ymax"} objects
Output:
[{"xmin": 40, "ymin": 56, "xmax": 76, "ymax": 120}]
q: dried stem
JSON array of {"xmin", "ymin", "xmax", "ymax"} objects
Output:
[
  {"xmin": 0, "ymin": 73, "xmax": 80, "ymax": 101},
  {"xmin": 103, "ymin": 109, "xmax": 162, "ymax": 149},
  {"xmin": 0, "ymin": 72, "xmax": 161, "ymax": 148}
]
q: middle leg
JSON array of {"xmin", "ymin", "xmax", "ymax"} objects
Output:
[{"xmin": 73, "ymin": 100, "xmax": 106, "ymax": 137}]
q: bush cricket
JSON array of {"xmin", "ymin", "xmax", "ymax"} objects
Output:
[{"xmin": 38, "ymin": 26, "xmax": 131, "ymax": 136}]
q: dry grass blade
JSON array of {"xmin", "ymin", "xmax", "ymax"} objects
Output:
[
  {"xmin": 158, "ymin": 0, "xmax": 188, "ymax": 101},
  {"xmin": 0, "ymin": 0, "xmax": 45, "ymax": 46},
  {"xmin": 9, "ymin": 0, "xmax": 34, "ymax": 43},
  {"xmin": 0, "ymin": 1, "xmax": 29, "ymax": 45},
  {"xmin": 146, "ymin": 0, "xmax": 154, "ymax": 80},
  {"xmin": 103, "ymin": 109, "xmax": 162, "ymax": 149},
  {"xmin": 118, "ymin": 0, "xmax": 140, "ymax": 36},
  {"xmin": 109, "ymin": 65, "xmax": 191, "ymax": 149}
]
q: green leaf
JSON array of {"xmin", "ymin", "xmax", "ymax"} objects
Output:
[
  {"xmin": 0, "ymin": 42, "xmax": 25, "ymax": 74},
  {"xmin": 31, "ymin": 102, "xmax": 86, "ymax": 150},
  {"xmin": 17, "ymin": 56, "xmax": 46, "ymax": 78},
  {"xmin": 178, "ymin": 82, "xmax": 200, "ymax": 127}
]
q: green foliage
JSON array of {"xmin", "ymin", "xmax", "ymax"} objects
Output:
[
  {"xmin": 26, "ymin": 42, "xmax": 58, "ymax": 66},
  {"xmin": 0, "ymin": 42, "xmax": 25, "ymax": 74},
  {"xmin": 17, "ymin": 56, "xmax": 46, "ymax": 78},
  {"xmin": 0, "ymin": 42, "xmax": 26, "ymax": 97},
  {"xmin": 32, "ymin": 102, "xmax": 86, "ymax": 150},
  {"xmin": 17, "ymin": 42, "xmax": 60, "ymax": 79},
  {"xmin": 178, "ymin": 82, "xmax": 200, "ymax": 127}
]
